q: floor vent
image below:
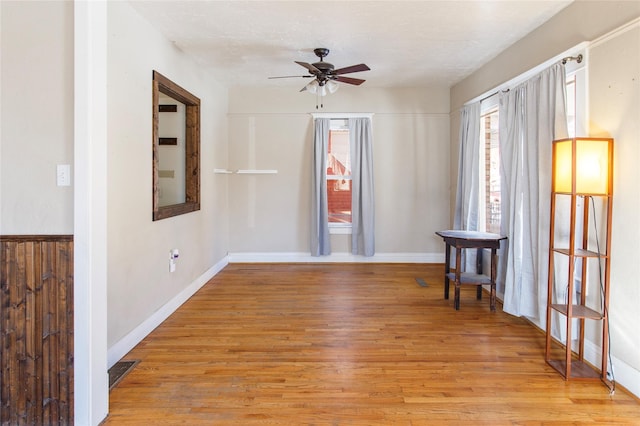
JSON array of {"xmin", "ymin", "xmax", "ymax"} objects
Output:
[
  {"xmin": 109, "ymin": 360, "xmax": 140, "ymax": 390},
  {"xmin": 415, "ymin": 278, "xmax": 429, "ymax": 287}
]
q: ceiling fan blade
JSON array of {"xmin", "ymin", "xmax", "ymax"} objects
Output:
[
  {"xmin": 335, "ymin": 76, "xmax": 366, "ymax": 86},
  {"xmin": 295, "ymin": 61, "xmax": 321, "ymax": 74},
  {"xmin": 333, "ymin": 63, "xmax": 370, "ymax": 75},
  {"xmin": 268, "ymin": 75, "xmax": 313, "ymax": 79}
]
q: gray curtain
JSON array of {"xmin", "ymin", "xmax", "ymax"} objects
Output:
[
  {"xmin": 498, "ymin": 63, "xmax": 568, "ymax": 320},
  {"xmin": 453, "ymin": 102, "xmax": 481, "ymax": 271},
  {"xmin": 349, "ymin": 118, "xmax": 375, "ymax": 256},
  {"xmin": 311, "ymin": 118, "xmax": 331, "ymax": 256},
  {"xmin": 454, "ymin": 102, "xmax": 481, "ymax": 232}
]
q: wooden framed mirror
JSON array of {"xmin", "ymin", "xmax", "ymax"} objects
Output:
[{"xmin": 152, "ymin": 71, "xmax": 200, "ymax": 221}]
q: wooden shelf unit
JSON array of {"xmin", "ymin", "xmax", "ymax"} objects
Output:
[{"xmin": 544, "ymin": 137, "xmax": 613, "ymax": 381}]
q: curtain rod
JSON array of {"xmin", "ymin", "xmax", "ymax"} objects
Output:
[
  {"xmin": 470, "ymin": 50, "xmax": 584, "ymax": 105},
  {"xmin": 479, "ymin": 54, "xmax": 583, "ymax": 104},
  {"xmin": 561, "ymin": 54, "xmax": 583, "ymax": 64},
  {"xmin": 479, "ymin": 88, "xmax": 509, "ymax": 104}
]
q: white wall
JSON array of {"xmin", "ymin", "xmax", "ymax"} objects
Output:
[
  {"xmin": 0, "ymin": 1, "xmax": 73, "ymax": 234},
  {"xmin": 106, "ymin": 2, "xmax": 229, "ymax": 350},
  {"xmin": 589, "ymin": 22, "xmax": 640, "ymax": 393},
  {"xmin": 450, "ymin": 1, "xmax": 640, "ymax": 397},
  {"xmin": 227, "ymin": 87, "xmax": 450, "ymax": 261},
  {"xmin": 74, "ymin": 2, "xmax": 109, "ymax": 422}
]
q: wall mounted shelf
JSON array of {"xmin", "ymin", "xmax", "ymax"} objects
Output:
[
  {"xmin": 236, "ymin": 169, "xmax": 278, "ymax": 174},
  {"xmin": 213, "ymin": 169, "xmax": 278, "ymax": 175}
]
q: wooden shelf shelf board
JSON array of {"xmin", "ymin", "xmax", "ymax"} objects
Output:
[
  {"xmin": 552, "ymin": 248, "xmax": 606, "ymax": 258},
  {"xmin": 547, "ymin": 359, "xmax": 602, "ymax": 380},
  {"xmin": 550, "ymin": 304, "xmax": 603, "ymax": 319},
  {"xmin": 445, "ymin": 272, "xmax": 492, "ymax": 285}
]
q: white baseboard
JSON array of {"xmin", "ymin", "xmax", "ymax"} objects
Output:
[
  {"xmin": 107, "ymin": 257, "xmax": 229, "ymax": 368},
  {"xmin": 529, "ymin": 318, "xmax": 640, "ymax": 399},
  {"xmin": 107, "ymin": 252, "xmax": 639, "ymax": 400},
  {"xmin": 108, "ymin": 252, "xmax": 441, "ymax": 367},
  {"xmin": 228, "ymin": 251, "xmax": 444, "ymax": 263},
  {"xmin": 583, "ymin": 339, "xmax": 640, "ymax": 398}
]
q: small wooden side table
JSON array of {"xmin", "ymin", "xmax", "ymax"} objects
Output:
[{"xmin": 435, "ymin": 230, "xmax": 506, "ymax": 311}]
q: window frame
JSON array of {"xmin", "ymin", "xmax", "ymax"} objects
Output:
[
  {"xmin": 564, "ymin": 54, "xmax": 587, "ymax": 137},
  {"xmin": 472, "ymin": 49, "xmax": 587, "ymax": 235},
  {"xmin": 311, "ymin": 112, "xmax": 374, "ymax": 235},
  {"xmin": 327, "ymin": 119, "xmax": 352, "ymax": 233},
  {"xmin": 479, "ymin": 96, "xmax": 500, "ymax": 234}
]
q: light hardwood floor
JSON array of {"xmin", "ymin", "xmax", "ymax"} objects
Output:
[{"xmin": 103, "ymin": 263, "xmax": 640, "ymax": 425}]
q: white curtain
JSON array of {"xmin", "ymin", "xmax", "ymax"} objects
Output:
[
  {"xmin": 349, "ymin": 118, "xmax": 375, "ymax": 256},
  {"xmin": 453, "ymin": 102, "xmax": 482, "ymax": 271},
  {"xmin": 311, "ymin": 118, "xmax": 331, "ymax": 256},
  {"xmin": 454, "ymin": 102, "xmax": 482, "ymax": 231},
  {"xmin": 498, "ymin": 63, "xmax": 568, "ymax": 320}
]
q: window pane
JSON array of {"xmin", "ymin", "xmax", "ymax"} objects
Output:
[
  {"xmin": 327, "ymin": 178, "xmax": 352, "ymax": 223},
  {"xmin": 483, "ymin": 109, "xmax": 500, "ymax": 234},
  {"xmin": 327, "ymin": 129, "xmax": 351, "ymax": 176},
  {"xmin": 566, "ymin": 75, "xmax": 576, "ymax": 137},
  {"xmin": 327, "ymin": 129, "xmax": 351, "ymax": 224}
]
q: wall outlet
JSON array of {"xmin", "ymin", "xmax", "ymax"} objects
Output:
[
  {"xmin": 169, "ymin": 249, "xmax": 179, "ymax": 272},
  {"xmin": 56, "ymin": 164, "xmax": 71, "ymax": 186}
]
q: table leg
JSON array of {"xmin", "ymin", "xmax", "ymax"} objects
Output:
[
  {"xmin": 490, "ymin": 247, "xmax": 497, "ymax": 311},
  {"xmin": 454, "ymin": 247, "xmax": 461, "ymax": 310},
  {"xmin": 444, "ymin": 242, "xmax": 450, "ymax": 300},
  {"xmin": 476, "ymin": 248, "xmax": 483, "ymax": 300}
]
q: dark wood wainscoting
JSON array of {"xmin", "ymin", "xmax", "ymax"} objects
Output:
[{"xmin": 1, "ymin": 235, "xmax": 74, "ymax": 425}]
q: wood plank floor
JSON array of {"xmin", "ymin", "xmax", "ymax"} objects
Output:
[{"xmin": 103, "ymin": 263, "xmax": 640, "ymax": 425}]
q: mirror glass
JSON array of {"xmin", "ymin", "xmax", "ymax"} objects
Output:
[
  {"xmin": 157, "ymin": 95, "xmax": 186, "ymax": 207},
  {"xmin": 152, "ymin": 71, "xmax": 200, "ymax": 221}
]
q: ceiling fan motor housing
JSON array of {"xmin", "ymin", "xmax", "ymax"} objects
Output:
[
  {"xmin": 268, "ymin": 47, "xmax": 369, "ymax": 90},
  {"xmin": 312, "ymin": 48, "xmax": 334, "ymax": 82}
]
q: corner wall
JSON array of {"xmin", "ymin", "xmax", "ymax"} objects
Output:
[
  {"xmin": 450, "ymin": 1, "xmax": 640, "ymax": 397},
  {"xmin": 106, "ymin": 2, "xmax": 230, "ymax": 354},
  {"xmin": 227, "ymin": 87, "xmax": 451, "ymax": 261},
  {"xmin": 588, "ymin": 20, "xmax": 640, "ymax": 396}
]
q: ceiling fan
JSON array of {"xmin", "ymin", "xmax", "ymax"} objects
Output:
[{"xmin": 269, "ymin": 48, "xmax": 370, "ymax": 96}]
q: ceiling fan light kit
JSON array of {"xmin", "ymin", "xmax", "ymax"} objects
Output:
[
  {"xmin": 305, "ymin": 79, "xmax": 339, "ymax": 96},
  {"xmin": 269, "ymin": 48, "xmax": 370, "ymax": 106}
]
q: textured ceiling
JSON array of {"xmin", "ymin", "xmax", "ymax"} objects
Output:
[{"xmin": 129, "ymin": 0, "xmax": 572, "ymax": 89}]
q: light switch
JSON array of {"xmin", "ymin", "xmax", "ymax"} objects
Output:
[{"xmin": 57, "ymin": 164, "xmax": 71, "ymax": 186}]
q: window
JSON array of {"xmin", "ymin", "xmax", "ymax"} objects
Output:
[
  {"xmin": 564, "ymin": 50, "xmax": 587, "ymax": 138},
  {"xmin": 479, "ymin": 97, "xmax": 500, "ymax": 234},
  {"xmin": 482, "ymin": 107, "xmax": 500, "ymax": 233},
  {"xmin": 326, "ymin": 120, "xmax": 352, "ymax": 230},
  {"xmin": 311, "ymin": 113, "xmax": 374, "ymax": 248},
  {"xmin": 327, "ymin": 121, "xmax": 352, "ymax": 225},
  {"xmin": 566, "ymin": 73, "xmax": 577, "ymax": 137},
  {"xmin": 477, "ymin": 66, "xmax": 583, "ymax": 235}
]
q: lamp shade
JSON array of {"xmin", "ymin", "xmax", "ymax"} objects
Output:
[
  {"xmin": 305, "ymin": 80, "xmax": 319, "ymax": 94},
  {"xmin": 305, "ymin": 79, "xmax": 339, "ymax": 96},
  {"xmin": 553, "ymin": 137, "xmax": 613, "ymax": 195},
  {"xmin": 326, "ymin": 80, "xmax": 339, "ymax": 94}
]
